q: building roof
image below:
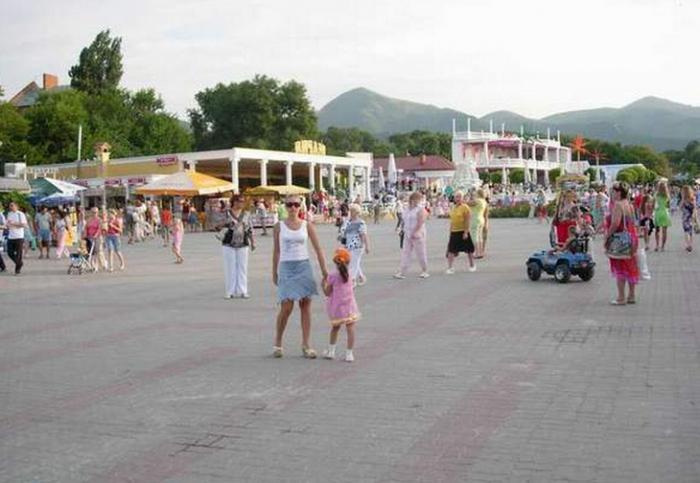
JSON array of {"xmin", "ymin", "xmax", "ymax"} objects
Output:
[
  {"xmin": 373, "ymin": 155, "xmax": 454, "ymax": 172},
  {"xmin": 9, "ymin": 83, "xmax": 70, "ymax": 109},
  {"xmin": 0, "ymin": 177, "xmax": 31, "ymax": 193}
]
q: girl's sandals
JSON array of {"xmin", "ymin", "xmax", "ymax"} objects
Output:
[
  {"xmin": 610, "ymin": 299, "xmax": 626, "ymax": 306},
  {"xmin": 272, "ymin": 346, "xmax": 283, "ymax": 358},
  {"xmin": 301, "ymin": 347, "xmax": 317, "ymax": 359},
  {"xmin": 626, "ymin": 298, "xmax": 636, "ymax": 304}
]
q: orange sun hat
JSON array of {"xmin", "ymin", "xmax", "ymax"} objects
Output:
[{"xmin": 333, "ymin": 247, "xmax": 351, "ymax": 265}]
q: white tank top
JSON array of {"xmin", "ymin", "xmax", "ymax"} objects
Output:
[{"xmin": 279, "ymin": 220, "xmax": 309, "ymax": 262}]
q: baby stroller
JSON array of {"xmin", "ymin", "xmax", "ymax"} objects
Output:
[{"xmin": 67, "ymin": 240, "xmax": 95, "ymax": 275}]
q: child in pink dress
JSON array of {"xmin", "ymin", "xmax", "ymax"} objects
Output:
[{"xmin": 322, "ymin": 248, "xmax": 360, "ymax": 362}]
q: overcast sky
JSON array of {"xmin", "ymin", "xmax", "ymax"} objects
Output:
[{"xmin": 1, "ymin": 0, "xmax": 698, "ymax": 120}]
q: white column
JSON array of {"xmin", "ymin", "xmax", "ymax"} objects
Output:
[
  {"xmin": 544, "ymin": 169, "xmax": 550, "ymax": 186},
  {"xmin": 518, "ymin": 141, "xmax": 523, "ymax": 160},
  {"xmin": 308, "ymin": 163, "xmax": 315, "ymax": 191},
  {"xmin": 230, "ymin": 157, "xmax": 240, "ymax": 194},
  {"xmin": 259, "ymin": 159, "xmax": 268, "ymax": 186},
  {"xmin": 502, "ymin": 166, "xmax": 508, "ymax": 186},
  {"xmin": 556, "ymin": 146, "xmax": 561, "ymax": 164},
  {"xmin": 188, "ymin": 160, "xmax": 198, "ymax": 172},
  {"xmin": 364, "ymin": 167, "xmax": 371, "ymax": 200},
  {"xmin": 285, "ymin": 161, "xmax": 293, "ymax": 186},
  {"xmin": 319, "ymin": 166, "xmax": 325, "ymax": 192},
  {"xmin": 328, "ymin": 164, "xmax": 336, "ymax": 191},
  {"xmin": 348, "ymin": 165, "xmax": 355, "ymax": 200}
]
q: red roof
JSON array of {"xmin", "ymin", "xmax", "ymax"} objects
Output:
[{"xmin": 374, "ymin": 155, "xmax": 454, "ymax": 172}]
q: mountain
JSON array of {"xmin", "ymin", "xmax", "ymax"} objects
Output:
[{"xmin": 318, "ymin": 90, "xmax": 700, "ymax": 151}]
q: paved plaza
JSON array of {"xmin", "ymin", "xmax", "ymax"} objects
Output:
[{"xmin": 1, "ymin": 217, "xmax": 699, "ymax": 483}]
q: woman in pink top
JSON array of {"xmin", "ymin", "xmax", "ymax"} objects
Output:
[
  {"xmin": 106, "ymin": 209, "xmax": 125, "ymax": 271},
  {"xmin": 83, "ymin": 208, "xmax": 102, "ymax": 269}
]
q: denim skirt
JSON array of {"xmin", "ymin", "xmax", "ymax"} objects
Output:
[{"xmin": 277, "ymin": 259, "xmax": 318, "ymax": 303}]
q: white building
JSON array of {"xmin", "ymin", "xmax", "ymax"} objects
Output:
[{"xmin": 451, "ymin": 120, "xmax": 587, "ymax": 185}]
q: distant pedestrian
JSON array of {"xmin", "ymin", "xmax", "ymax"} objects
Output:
[
  {"xmin": 680, "ymin": 185, "xmax": 698, "ymax": 253},
  {"xmin": 256, "ymin": 199, "xmax": 268, "ymax": 236},
  {"xmin": 606, "ymin": 183, "xmax": 639, "ymax": 305},
  {"xmin": 445, "ymin": 191, "xmax": 476, "ymax": 274},
  {"xmin": 6, "ymin": 202, "xmax": 28, "ymax": 275},
  {"xmin": 54, "ymin": 209, "xmax": 71, "ymax": 259},
  {"xmin": 106, "ymin": 209, "xmax": 125, "ymax": 271},
  {"xmin": 394, "ymin": 192, "xmax": 429, "ymax": 279},
  {"xmin": 0, "ymin": 207, "xmax": 6, "ymax": 272},
  {"xmin": 160, "ymin": 204, "xmax": 172, "ymax": 247},
  {"xmin": 221, "ymin": 195, "xmax": 255, "ymax": 299},
  {"xmin": 469, "ymin": 189, "xmax": 488, "ymax": 259},
  {"xmin": 322, "ymin": 248, "xmax": 360, "ymax": 362},
  {"xmin": 653, "ymin": 181, "xmax": 671, "ymax": 251},
  {"xmin": 170, "ymin": 215, "xmax": 184, "ymax": 263},
  {"xmin": 339, "ymin": 204, "xmax": 370, "ymax": 286},
  {"xmin": 34, "ymin": 206, "xmax": 52, "ymax": 259}
]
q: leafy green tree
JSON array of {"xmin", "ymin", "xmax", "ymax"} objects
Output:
[
  {"xmin": 388, "ymin": 130, "xmax": 451, "ymax": 158},
  {"xmin": 322, "ymin": 127, "xmax": 381, "ymax": 155},
  {"xmin": 25, "ymin": 90, "xmax": 88, "ymax": 163},
  {"xmin": 0, "ymin": 103, "xmax": 41, "ymax": 164},
  {"xmin": 189, "ymin": 75, "xmax": 317, "ymax": 151},
  {"xmin": 69, "ymin": 30, "xmax": 123, "ymax": 94}
]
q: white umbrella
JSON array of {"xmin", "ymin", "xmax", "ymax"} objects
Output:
[
  {"xmin": 377, "ymin": 165, "xmax": 385, "ymax": 192},
  {"xmin": 387, "ymin": 153, "xmax": 398, "ymax": 186}
]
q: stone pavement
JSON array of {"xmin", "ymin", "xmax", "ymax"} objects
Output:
[{"xmin": 0, "ymin": 217, "xmax": 698, "ymax": 483}]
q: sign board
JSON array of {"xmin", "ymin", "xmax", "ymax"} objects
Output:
[
  {"xmin": 104, "ymin": 178, "xmax": 122, "ymax": 187},
  {"xmin": 157, "ymin": 156, "xmax": 178, "ymax": 166}
]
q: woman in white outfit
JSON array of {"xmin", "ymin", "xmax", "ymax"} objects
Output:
[
  {"xmin": 221, "ymin": 195, "xmax": 256, "ymax": 298},
  {"xmin": 340, "ymin": 204, "xmax": 370, "ymax": 286}
]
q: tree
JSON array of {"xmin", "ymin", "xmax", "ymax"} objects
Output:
[
  {"xmin": 322, "ymin": 127, "xmax": 380, "ymax": 155},
  {"xmin": 25, "ymin": 90, "xmax": 88, "ymax": 163},
  {"xmin": 569, "ymin": 135, "xmax": 588, "ymax": 161},
  {"xmin": 388, "ymin": 130, "xmax": 451, "ymax": 158},
  {"xmin": 69, "ymin": 30, "xmax": 123, "ymax": 94},
  {"xmin": 0, "ymin": 103, "xmax": 40, "ymax": 164},
  {"xmin": 189, "ymin": 75, "xmax": 317, "ymax": 151}
]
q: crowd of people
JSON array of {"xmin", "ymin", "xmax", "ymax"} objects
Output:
[{"xmin": 2, "ymin": 179, "xmax": 698, "ymax": 362}]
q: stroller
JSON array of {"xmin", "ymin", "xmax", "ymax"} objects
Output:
[{"xmin": 67, "ymin": 240, "xmax": 96, "ymax": 275}]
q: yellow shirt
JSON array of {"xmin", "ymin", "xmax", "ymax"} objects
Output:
[{"xmin": 449, "ymin": 204, "xmax": 471, "ymax": 232}]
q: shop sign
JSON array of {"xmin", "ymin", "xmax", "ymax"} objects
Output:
[
  {"xmin": 127, "ymin": 177, "xmax": 147, "ymax": 185},
  {"xmin": 157, "ymin": 156, "xmax": 178, "ymax": 166},
  {"xmin": 104, "ymin": 178, "xmax": 122, "ymax": 186}
]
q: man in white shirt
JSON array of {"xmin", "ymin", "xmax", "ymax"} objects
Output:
[{"xmin": 6, "ymin": 202, "xmax": 28, "ymax": 275}]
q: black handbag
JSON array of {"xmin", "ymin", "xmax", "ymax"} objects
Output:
[{"xmin": 221, "ymin": 227, "xmax": 234, "ymax": 245}]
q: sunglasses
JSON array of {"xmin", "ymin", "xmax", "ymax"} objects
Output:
[{"xmin": 285, "ymin": 202, "xmax": 301, "ymax": 208}]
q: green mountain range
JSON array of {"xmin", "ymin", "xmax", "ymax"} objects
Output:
[{"xmin": 317, "ymin": 88, "xmax": 700, "ymax": 151}]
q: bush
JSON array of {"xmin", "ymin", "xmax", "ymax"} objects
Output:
[{"xmin": 488, "ymin": 202, "xmax": 530, "ymax": 218}]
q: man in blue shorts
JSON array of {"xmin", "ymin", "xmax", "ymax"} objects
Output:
[{"xmin": 34, "ymin": 206, "xmax": 52, "ymax": 259}]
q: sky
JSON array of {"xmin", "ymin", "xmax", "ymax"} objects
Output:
[{"xmin": 1, "ymin": 0, "xmax": 699, "ymax": 120}]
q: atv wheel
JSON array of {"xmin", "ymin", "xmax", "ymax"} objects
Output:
[
  {"xmin": 554, "ymin": 263, "xmax": 571, "ymax": 283},
  {"xmin": 527, "ymin": 261, "xmax": 542, "ymax": 281},
  {"xmin": 579, "ymin": 267, "xmax": 594, "ymax": 281}
]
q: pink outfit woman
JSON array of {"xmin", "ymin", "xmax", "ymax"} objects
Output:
[
  {"xmin": 325, "ymin": 272, "xmax": 360, "ymax": 326},
  {"xmin": 400, "ymin": 205, "xmax": 428, "ymax": 273},
  {"xmin": 171, "ymin": 223, "xmax": 183, "ymax": 252}
]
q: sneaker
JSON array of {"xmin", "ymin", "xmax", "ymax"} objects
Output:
[
  {"xmin": 241, "ymin": 293, "xmax": 250, "ymax": 299},
  {"xmin": 468, "ymin": 265, "xmax": 477, "ymax": 273},
  {"xmin": 345, "ymin": 351, "xmax": 355, "ymax": 362},
  {"xmin": 641, "ymin": 273, "xmax": 651, "ymax": 281},
  {"xmin": 419, "ymin": 272, "xmax": 430, "ymax": 279},
  {"xmin": 322, "ymin": 349, "xmax": 335, "ymax": 360},
  {"xmin": 393, "ymin": 272, "xmax": 405, "ymax": 279},
  {"xmin": 445, "ymin": 268, "xmax": 455, "ymax": 275},
  {"xmin": 225, "ymin": 294, "xmax": 234, "ymax": 299},
  {"xmin": 272, "ymin": 347, "xmax": 283, "ymax": 358}
]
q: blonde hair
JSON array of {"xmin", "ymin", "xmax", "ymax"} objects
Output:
[
  {"xmin": 476, "ymin": 188, "xmax": 486, "ymax": 199},
  {"xmin": 408, "ymin": 192, "xmax": 423, "ymax": 204},
  {"xmin": 349, "ymin": 203, "xmax": 362, "ymax": 215},
  {"xmin": 656, "ymin": 181, "xmax": 669, "ymax": 197},
  {"xmin": 453, "ymin": 190, "xmax": 464, "ymax": 199},
  {"xmin": 681, "ymin": 185, "xmax": 695, "ymax": 202}
]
